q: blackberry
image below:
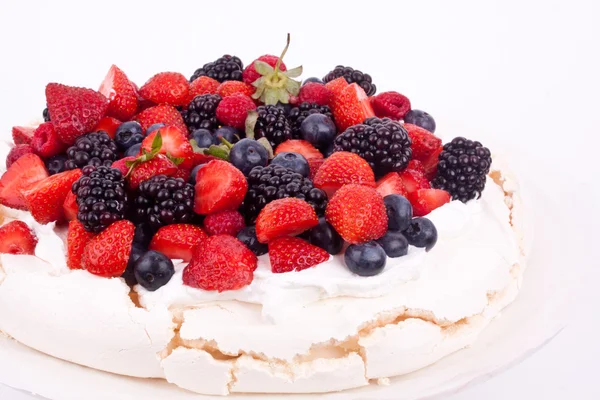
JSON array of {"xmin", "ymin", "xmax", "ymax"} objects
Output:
[
  {"xmin": 190, "ymin": 55, "xmax": 244, "ymax": 83},
  {"xmin": 43, "ymin": 107, "xmax": 51, "ymax": 122},
  {"xmin": 432, "ymin": 137, "xmax": 492, "ymax": 202},
  {"xmin": 182, "ymin": 94, "xmax": 222, "ymax": 132},
  {"xmin": 133, "ymin": 175, "xmax": 196, "ymax": 230},
  {"xmin": 242, "ymin": 165, "xmax": 328, "ymax": 224},
  {"xmin": 253, "ymin": 105, "xmax": 293, "ymax": 148},
  {"xmin": 73, "ymin": 166, "xmax": 128, "ymax": 233},
  {"xmin": 333, "ymin": 117, "xmax": 412, "ymax": 177},
  {"xmin": 65, "ymin": 131, "xmax": 118, "ymax": 170},
  {"xmin": 323, "ymin": 65, "xmax": 377, "ymax": 96},
  {"xmin": 287, "ymin": 102, "xmax": 333, "ymax": 139}
]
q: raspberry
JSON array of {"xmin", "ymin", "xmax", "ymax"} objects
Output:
[
  {"xmin": 6, "ymin": 144, "xmax": 34, "ymax": 169},
  {"xmin": 242, "ymin": 55, "xmax": 287, "ymax": 85},
  {"xmin": 217, "ymin": 81, "xmax": 255, "ymax": 98},
  {"xmin": 203, "ymin": 210, "xmax": 245, "ymax": 236},
  {"xmin": 215, "ymin": 94, "xmax": 257, "ymax": 130},
  {"xmin": 298, "ymin": 83, "xmax": 332, "ymax": 106},
  {"xmin": 371, "ymin": 91, "xmax": 412, "ymax": 120}
]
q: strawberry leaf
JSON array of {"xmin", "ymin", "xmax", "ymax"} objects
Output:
[
  {"xmin": 254, "ymin": 60, "xmax": 275, "ymax": 76},
  {"xmin": 245, "ymin": 110, "xmax": 258, "ymax": 139}
]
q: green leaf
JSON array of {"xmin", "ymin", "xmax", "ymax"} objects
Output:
[
  {"xmin": 284, "ymin": 79, "xmax": 301, "ymax": 96},
  {"xmin": 257, "ymin": 137, "xmax": 274, "ymax": 159},
  {"xmin": 252, "ymin": 84, "xmax": 265, "ymax": 100},
  {"xmin": 264, "ymin": 89, "xmax": 280, "ymax": 105},
  {"xmin": 125, "ymin": 159, "xmax": 138, "ymax": 168},
  {"xmin": 254, "ymin": 60, "xmax": 275, "ymax": 76},
  {"xmin": 151, "ymin": 132, "xmax": 163, "ymax": 153},
  {"xmin": 166, "ymin": 152, "xmax": 185, "ymax": 166},
  {"xmin": 205, "ymin": 144, "xmax": 230, "ymax": 161},
  {"xmin": 283, "ymin": 65, "xmax": 303, "ymax": 78},
  {"xmin": 190, "ymin": 139, "xmax": 203, "ymax": 153},
  {"xmin": 252, "ymin": 76, "xmax": 266, "ymax": 89},
  {"xmin": 219, "ymin": 137, "xmax": 234, "ymax": 150},
  {"xmin": 245, "ymin": 110, "xmax": 258, "ymax": 139}
]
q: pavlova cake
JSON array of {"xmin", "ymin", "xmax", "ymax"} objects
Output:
[{"xmin": 0, "ymin": 36, "xmax": 526, "ymax": 396}]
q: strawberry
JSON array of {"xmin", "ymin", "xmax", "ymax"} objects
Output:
[
  {"xmin": 331, "ymin": 83, "xmax": 375, "ymax": 132},
  {"xmin": 269, "ymin": 236, "xmax": 329, "ymax": 273},
  {"xmin": 192, "ymin": 152, "xmax": 218, "ymax": 167},
  {"xmin": 422, "ymin": 146, "xmax": 443, "ymax": 180},
  {"xmin": 173, "ymin": 167, "xmax": 191, "ymax": 181},
  {"xmin": 325, "ymin": 184, "xmax": 388, "ymax": 244},
  {"xmin": 139, "ymin": 72, "xmax": 190, "ymax": 107},
  {"xmin": 398, "ymin": 168, "xmax": 431, "ymax": 194},
  {"xmin": 12, "ymin": 126, "xmax": 36, "ymax": 145},
  {"xmin": 216, "ymin": 81, "xmax": 255, "ymax": 98},
  {"xmin": 308, "ymin": 157, "xmax": 325, "ymax": 180},
  {"xmin": 376, "ymin": 172, "xmax": 407, "ymax": 198},
  {"xmin": 128, "ymin": 154, "xmax": 179, "ymax": 190},
  {"xmin": 242, "ymin": 55, "xmax": 287, "ymax": 85},
  {"xmin": 21, "ymin": 169, "xmax": 82, "ymax": 224},
  {"xmin": 275, "ymin": 140, "xmax": 323, "ymax": 160},
  {"xmin": 324, "ymin": 77, "xmax": 348, "ymax": 98},
  {"xmin": 371, "ymin": 91, "xmax": 411, "ymax": 120},
  {"xmin": 203, "ymin": 210, "xmax": 245, "ymax": 236},
  {"xmin": 298, "ymin": 83, "xmax": 332, "ymax": 106},
  {"xmin": 6, "ymin": 144, "xmax": 34, "ymax": 169},
  {"xmin": 63, "ymin": 191, "xmax": 78, "ymax": 221},
  {"xmin": 215, "ymin": 94, "xmax": 256, "ymax": 130},
  {"xmin": 134, "ymin": 104, "xmax": 188, "ymax": 135},
  {"xmin": 407, "ymin": 159, "xmax": 426, "ymax": 174},
  {"xmin": 404, "ymin": 123, "xmax": 442, "ymax": 162},
  {"xmin": 66, "ymin": 220, "xmax": 95, "ymax": 270},
  {"xmin": 313, "ymin": 151, "xmax": 375, "ymax": 197},
  {"xmin": 255, "ymin": 198, "xmax": 318, "ymax": 243},
  {"xmin": 93, "ymin": 116, "xmax": 121, "ymax": 139},
  {"xmin": 0, "ymin": 154, "xmax": 48, "ymax": 210},
  {"xmin": 30, "ymin": 122, "xmax": 68, "ymax": 159},
  {"xmin": 141, "ymin": 126, "xmax": 194, "ymax": 169},
  {"xmin": 189, "ymin": 76, "xmax": 220, "ymax": 98},
  {"xmin": 194, "ymin": 160, "xmax": 247, "ymax": 215},
  {"xmin": 0, "ymin": 221, "xmax": 38, "ymax": 255},
  {"xmin": 45, "ymin": 83, "xmax": 109, "ymax": 145},
  {"xmin": 149, "ymin": 224, "xmax": 207, "ymax": 262},
  {"xmin": 111, "ymin": 156, "xmax": 136, "ymax": 176},
  {"xmin": 82, "ymin": 220, "xmax": 134, "ymax": 277},
  {"xmin": 408, "ymin": 189, "xmax": 451, "ymax": 217},
  {"xmin": 183, "ymin": 234, "xmax": 257, "ymax": 292},
  {"xmin": 99, "ymin": 65, "xmax": 138, "ymax": 121}
]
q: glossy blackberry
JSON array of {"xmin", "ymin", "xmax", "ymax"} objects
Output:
[
  {"xmin": 43, "ymin": 107, "xmax": 50, "ymax": 122},
  {"xmin": 253, "ymin": 105, "xmax": 293, "ymax": 148},
  {"xmin": 242, "ymin": 165, "xmax": 328, "ymax": 224},
  {"xmin": 322, "ymin": 65, "xmax": 377, "ymax": 96},
  {"xmin": 432, "ymin": 137, "xmax": 492, "ymax": 202},
  {"xmin": 333, "ymin": 117, "xmax": 412, "ymax": 176},
  {"xmin": 190, "ymin": 55, "xmax": 244, "ymax": 83},
  {"xmin": 287, "ymin": 102, "xmax": 333, "ymax": 139},
  {"xmin": 65, "ymin": 131, "xmax": 118, "ymax": 170},
  {"xmin": 73, "ymin": 166, "xmax": 128, "ymax": 233},
  {"xmin": 133, "ymin": 175, "xmax": 196, "ymax": 230},
  {"xmin": 182, "ymin": 94, "xmax": 222, "ymax": 132}
]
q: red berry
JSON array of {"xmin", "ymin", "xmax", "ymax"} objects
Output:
[
  {"xmin": 189, "ymin": 76, "xmax": 220, "ymax": 99},
  {"xmin": 0, "ymin": 154, "xmax": 48, "ymax": 210},
  {"xmin": 324, "ymin": 77, "xmax": 348, "ymax": 98},
  {"xmin": 422, "ymin": 146, "xmax": 443, "ymax": 180},
  {"xmin": 376, "ymin": 172, "xmax": 407, "ymax": 198},
  {"xmin": 183, "ymin": 235, "xmax": 257, "ymax": 292},
  {"xmin": 139, "ymin": 72, "xmax": 190, "ymax": 107},
  {"xmin": 149, "ymin": 224, "xmax": 208, "ymax": 262},
  {"xmin": 331, "ymin": 83, "xmax": 375, "ymax": 132},
  {"xmin": 408, "ymin": 189, "xmax": 451, "ymax": 217},
  {"xmin": 203, "ymin": 210, "xmax": 245, "ymax": 237},
  {"xmin": 173, "ymin": 167, "xmax": 191, "ymax": 181},
  {"xmin": 63, "ymin": 191, "xmax": 78, "ymax": 221},
  {"xmin": 128, "ymin": 154, "xmax": 179, "ymax": 190},
  {"xmin": 242, "ymin": 55, "xmax": 287, "ymax": 85},
  {"xmin": 98, "ymin": 65, "xmax": 139, "ymax": 121},
  {"xmin": 371, "ymin": 91, "xmax": 411, "ymax": 120},
  {"xmin": 93, "ymin": 116, "xmax": 122, "ymax": 139},
  {"xmin": 141, "ymin": 126, "xmax": 194, "ymax": 169},
  {"xmin": 269, "ymin": 236, "xmax": 329, "ymax": 273},
  {"xmin": 325, "ymin": 184, "xmax": 388, "ymax": 244},
  {"xmin": 111, "ymin": 156, "xmax": 136, "ymax": 176},
  {"xmin": 0, "ymin": 221, "xmax": 38, "ymax": 255},
  {"xmin": 255, "ymin": 198, "xmax": 319, "ymax": 243},
  {"xmin": 194, "ymin": 160, "xmax": 247, "ymax": 215},
  {"xmin": 30, "ymin": 122, "xmax": 67, "ymax": 159},
  {"xmin": 275, "ymin": 140, "xmax": 323, "ymax": 160},
  {"xmin": 82, "ymin": 220, "xmax": 135, "ymax": 277},
  {"xmin": 308, "ymin": 157, "xmax": 325, "ymax": 180},
  {"xmin": 6, "ymin": 144, "xmax": 34, "ymax": 169},
  {"xmin": 298, "ymin": 83, "xmax": 332, "ymax": 106},
  {"xmin": 66, "ymin": 220, "xmax": 95, "ymax": 270},
  {"xmin": 215, "ymin": 94, "xmax": 256, "ymax": 130},
  {"xmin": 313, "ymin": 151, "xmax": 375, "ymax": 197},
  {"xmin": 398, "ymin": 168, "xmax": 431, "ymax": 194},
  {"xmin": 407, "ymin": 159, "xmax": 426, "ymax": 174},
  {"xmin": 216, "ymin": 81, "xmax": 255, "ymax": 98},
  {"xmin": 134, "ymin": 104, "xmax": 188, "ymax": 135},
  {"xmin": 404, "ymin": 123, "xmax": 442, "ymax": 162},
  {"xmin": 11, "ymin": 126, "xmax": 36, "ymax": 145}
]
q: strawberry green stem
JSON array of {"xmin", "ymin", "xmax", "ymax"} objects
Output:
[{"xmin": 274, "ymin": 33, "xmax": 290, "ymax": 80}]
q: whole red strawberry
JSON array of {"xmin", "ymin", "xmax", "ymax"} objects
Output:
[
  {"xmin": 331, "ymin": 83, "xmax": 375, "ymax": 132},
  {"xmin": 404, "ymin": 123, "xmax": 442, "ymax": 162},
  {"xmin": 371, "ymin": 91, "xmax": 412, "ymax": 120},
  {"xmin": 313, "ymin": 151, "xmax": 375, "ymax": 197},
  {"xmin": 66, "ymin": 220, "xmax": 95, "ymax": 270},
  {"xmin": 141, "ymin": 126, "xmax": 194, "ymax": 169},
  {"xmin": 242, "ymin": 55, "xmax": 287, "ymax": 85},
  {"xmin": 298, "ymin": 83, "xmax": 332, "ymax": 106},
  {"xmin": 6, "ymin": 144, "xmax": 34, "ymax": 169},
  {"xmin": 325, "ymin": 184, "xmax": 388, "ymax": 244},
  {"xmin": 408, "ymin": 189, "xmax": 451, "ymax": 217},
  {"xmin": 215, "ymin": 94, "xmax": 257, "ymax": 130},
  {"xmin": 82, "ymin": 220, "xmax": 134, "ymax": 277},
  {"xmin": 128, "ymin": 154, "xmax": 179, "ymax": 190},
  {"xmin": 0, "ymin": 153, "xmax": 48, "ymax": 210},
  {"xmin": 203, "ymin": 210, "xmax": 245, "ymax": 236},
  {"xmin": 99, "ymin": 65, "xmax": 139, "ymax": 121},
  {"xmin": 255, "ymin": 198, "xmax": 319, "ymax": 243},
  {"xmin": 217, "ymin": 81, "xmax": 255, "ymax": 98},
  {"xmin": 183, "ymin": 234, "xmax": 258, "ymax": 292},
  {"xmin": 269, "ymin": 236, "xmax": 329, "ymax": 273},
  {"xmin": 135, "ymin": 104, "xmax": 188, "ymax": 135},
  {"xmin": 63, "ymin": 191, "xmax": 78, "ymax": 221},
  {"xmin": 139, "ymin": 72, "xmax": 190, "ymax": 107},
  {"xmin": 149, "ymin": 224, "xmax": 207, "ymax": 262},
  {"xmin": 45, "ymin": 83, "xmax": 109, "ymax": 145},
  {"xmin": 194, "ymin": 160, "xmax": 247, "ymax": 215},
  {"xmin": 0, "ymin": 221, "xmax": 38, "ymax": 255},
  {"xmin": 93, "ymin": 116, "xmax": 121, "ymax": 139},
  {"xmin": 189, "ymin": 76, "xmax": 220, "ymax": 98},
  {"xmin": 12, "ymin": 126, "xmax": 36, "ymax": 145},
  {"xmin": 30, "ymin": 122, "xmax": 68, "ymax": 159}
]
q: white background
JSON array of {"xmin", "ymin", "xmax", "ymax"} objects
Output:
[{"xmin": 0, "ymin": 0, "xmax": 598, "ymax": 399}]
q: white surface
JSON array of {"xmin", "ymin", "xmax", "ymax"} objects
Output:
[{"xmin": 0, "ymin": 0, "xmax": 598, "ymax": 399}]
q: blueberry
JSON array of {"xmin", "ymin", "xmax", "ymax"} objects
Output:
[
  {"xmin": 45, "ymin": 154, "xmax": 68, "ymax": 175},
  {"xmin": 133, "ymin": 222, "xmax": 155, "ymax": 247},
  {"xmin": 344, "ymin": 241, "xmax": 387, "ymax": 277},
  {"xmin": 403, "ymin": 217, "xmax": 438, "ymax": 251},
  {"xmin": 190, "ymin": 128, "xmax": 216, "ymax": 148},
  {"xmin": 115, "ymin": 121, "xmax": 145, "ymax": 152},
  {"xmin": 300, "ymin": 114, "xmax": 336, "ymax": 151},
  {"xmin": 134, "ymin": 250, "xmax": 175, "ymax": 291},
  {"xmin": 237, "ymin": 226, "xmax": 268, "ymax": 256},
  {"xmin": 270, "ymin": 152, "xmax": 310, "ymax": 177},
  {"xmin": 274, "ymin": 102, "xmax": 292, "ymax": 115},
  {"xmin": 377, "ymin": 231, "xmax": 409, "ymax": 258},
  {"xmin": 122, "ymin": 243, "xmax": 146, "ymax": 286},
  {"xmin": 214, "ymin": 126, "xmax": 240, "ymax": 144},
  {"xmin": 384, "ymin": 194, "xmax": 413, "ymax": 231},
  {"xmin": 305, "ymin": 218, "xmax": 343, "ymax": 255},
  {"xmin": 404, "ymin": 110, "xmax": 436, "ymax": 133},
  {"xmin": 146, "ymin": 123, "xmax": 165, "ymax": 135},
  {"xmin": 189, "ymin": 164, "xmax": 204, "ymax": 185},
  {"xmin": 125, "ymin": 143, "xmax": 142, "ymax": 157},
  {"xmin": 303, "ymin": 77, "xmax": 324, "ymax": 85},
  {"xmin": 230, "ymin": 139, "xmax": 269, "ymax": 175}
]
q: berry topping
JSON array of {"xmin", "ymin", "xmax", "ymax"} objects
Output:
[
  {"xmin": 30, "ymin": 122, "xmax": 67, "ymax": 159},
  {"xmin": 229, "ymin": 138, "xmax": 269, "ymax": 175},
  {"xmin": 376, "ymin": 172, "xmax": 408, "ymax": 198},
  {"xmin": 404, "ymin": 123, "xmax": 442, "ymax": 163},
  {"xmin": 99, "ymin": 65, "xmax": 139, "ymax": 121},
  {"xmin": 189, "ymin": 76, "xmax": 220, "ymax": 98},
  {"xmin": 398, "ymin": 167, "xmax": 431, "ymax": 194},
  {"xmin": 114, "ymin": 121, "xmax": 145, "ymax": 153},
  {"xmin": 255, "ymin": 197, "xmax": 319, "ymax": 243},
  {"xmin": 65, "ymin": 131, "xmax": 119, "ymax": 170},
  {"xmin": 139, "ymin": 72, "xmax": 190, "ymax": 107},
  {"xmin": 194, "ymin": 159, "xmax": 247, "ymax": 215},
  {"xmin": 271, "ymin": 152, "xmax": 309, "ymax": 177},
  {"xmin": 384, "ymin": 194, "xmax": 413, "ymax": 232},
  {"xmin": 269, "ymin": 236, "xmax": 329, "ymax": 273},
  {"xmin": 304, "ymin": 217, "xmax": 344, "ymax": 255},
  {"xmin": 324, "ymin": 77, "xmax": 349, "ymax": 98},
  {"xmin": 0, "ymin": 154, "xmax": 49, "ymax": 210},
  {"xmin": 404, "ymin": 109, "xmax": 436, "ymax": 133},
  {"xmin": 217, "ymin": 80, "xmax": 255, "ymax": 98},
  {"xmin": 149, "ymin": 224, "xmax": 207, "ymax": 262},
  {"xmin": 82, "ymin": 220, "xmax": 135, "ymax": 277},
  {"xmin": 370, "ymin": 91, "xmax": 411, "ymax": 120},
  {"xmin": 66, "ymin": 220, "xmax": 95, "ymax": 269},
  {"xmin": 246, "ymin": 105, "xmax": 293, "ymax": 148},
  {"xmin": 12, "ymin": 126, "xmax": 36, "ymax": 145},
  {"xmin": 215, "ymin": 94, "xmax": 257, "ymax": 130},
  {"xmin": 203, "ymin": 210, "xmax": 245, "ymax": 237},
  {"xmin": 182, "ymin": 94, "xmax": 222, "ymax": 132},
  {"xmin": 133, "ymin": 250, "xmax": 175, "ymax": 291},
  {"xmin": 313, "ymin": 151, "xmax": 376, "ymax": 196},
  {"xmin": 135, "ymin": 104, "xmax": 188, "ymax": 135},
  {"xmin": 403, "ymin": 217, "xmax": 438, "ymax": 251},
  {"xmin": 408, "ymin": 188, "xmax": 451, "ymax": 217},
  {"xmin": 6, "ymin": 144, "xmax": 34, "ymax": 169},
  {"xmin": 344, "ymin": 241, "xmax": 386, "ymax": 277},
  {"xmin": 377, "ymin": 231, "xmax": 409, "ymax": 258},
  {"xmin": 323, "ymin": 65, "xmax": 377, "ymax": 96},
  {"xmin": 190, "ymin": 55, "xmax": 244, "ymax": 83},
  {"xmin": 0, "ymin": 221, "xmax": 38, "ymax": 255},
  {"xmin": 141, "ymin": 126, "xmax": 194, "ymax": 169},
  {"xmin": 127, "ymin": 153, "xmax": 179, "ymax": 191},
  {"xmin": 236, "ymin": 226, "xmax": 268, "ymax": 256},
  {"xmin": 62, "ymin": 190, "xmax": 78, "ymax": 221},
  {"xmin": 243, "ymin": 54, "xmax": 287, "ymax": 85},
  {"xmin": 297, "ymin": 83, "xmax": 332, "ymax": 107},
  {"xmin": 330, "ymin": 83, "xmax": 375, "ymax": 132},
  {"xmin": 275, "ymin": 139, "xmax": 324, "ymax": 161},
  {"xmin": 299, "ymin": 113, "xmax": 337, "ymax": 151}
]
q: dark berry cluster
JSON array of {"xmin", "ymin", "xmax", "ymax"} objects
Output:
[
  {"xmin": 333, "ymin": 117, "xmax": 412, "ymax": 176},
  {"xmin": 182, "ymin": 94, "xmax": 222, "ymax": 132},
  {"xmin": 253, "ymin": 105, "xmax": 292, "ymax": 148},
  {"xmin": 190, "ymin": 55, "xmax": 243, "ymax": 83},
  {"xmin": 242, "ymin": 165, "xmax": 328, "ymax": 224},
  {"xmin": 73, "ymin": 166, "xmax": 127, "ymax": 233},
  {"xmin": 322, "ymin": 65, "xmax": 377, "ymax": 96},
  {"xmin": 65, "ymin": 131, "xmax": 118, "ymax": 170},
  {"xmin": 133, "ymin": 175, "xmax": 196, "ymax": 230},
  {"xmin": 287, "ymin": 102, "xmax": 333, "ymax": 138},
  {"xmin": 432, "ymin": 137, "xmax": 492, "ymax": 202}
]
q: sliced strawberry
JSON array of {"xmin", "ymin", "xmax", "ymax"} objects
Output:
[
  {"xmin": 20, "ymin": 169, "xmax": 82, "ymax": 224},
  {"xmin": 269, "ymin": 236, "xmax": 329, "ymax": 273},
  {"xmin": 149, "ymin": 224, "xmax": 208, "ymax": 262},
  {"xmin": 134, "ymin": 104, "xmax": 188, "ymax": 135},
  {"xmin": 128, "ymin": 154, "xmax": 179, "ymax": 190},
  {"xmin": 398, "ymin": 168, "xmax": 431, "ymax": 194},
  {"xmin": 255, "ymin": 198, "xmax": 318, "ymax": 243},
  {"xmin": 0, "ymin": 221, "xmax": 38, "ymax": 255},
  {"xmin": 275, "ymin": 140, "xmax": 323, "ymax": 160},
  {"xmin": 407, "ymin": 159, "xmax": 426, "ymax": 174},
  {"xmin": 141, "ymin": 126, "xmax": 194, "ymax": 169},
  {"xmin": 308, "ymin": 157, "xmax": 325, "ymax": 180},
  {"xmin": 331, "ymin": 83, "xmax": 375, "ymax": 132},
  {"xmin": 376, "ymin": 172, "xmax": 407, "ymax": 198},
  {"xmin": 422, "ymin": 146, "xmax": 443, "ymax": 180},
  {"xmin": 99, "ymin": 65, "xmax": 138, "ymax": 121},
  {"xmin": 139, "ymin": 72, "xmax": 190, "ymax": 107},
  {"xmin": 30, "ymin": 122, "xmax": 68, "ymax": 159},
  {"xmin": 194, "ymin": 160, "xmax": 247, "ymax": 215},
  {"xmin": 6, "ymin": 145, "xmax": 34, "ymax": 169},
  {"xmin": 313, "ymin": 151, "xmax": 375, "ymax": 197},
  {"xmin": 82, "ymin": 220, "xmax": 134, "ymax": 277},
  {"xmin": 404, "ymin": 123, "xmax": 442, "ymax": 162},
  {"xmin": 408, "ymin": 189, "xmax": 451, "ymax": 217},
  {"xmin": 111, "ymin": 156, "xmax": 136, "ymax": 176},
  {"xmin": 66, "ymin": 220, "xmax": 95, "ymax": 269},
  {"xmin": 0, "ymin": 153, "xmax": 48, "ymax": 210},
  {"xmin": 63, "ymin": 191, "xmax": 78, "ymax": 221},
  {"xmin": 93, "ymin": 116, "xmax": 121, "ymax": 139},
  {"xmin": 12, "ymin": 126, "xmax": 36, "ymax": 145}
]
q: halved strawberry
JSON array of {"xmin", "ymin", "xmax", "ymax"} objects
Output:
[
  {"xmin": 325, "ymin": 77, "xmax": 349, "ymax": 98},
  {"xmin": 407, "ymin": 159, "xmax": 426, "ymax": 174},
  {"xmin": 422, "ymin": 146, "xmax": 443, "ymax": 180},
  {"xmin": 313, "ymin": 151, "xmax": 375, "ymax": 197},
  {"xmin": 0, "ymin": 153, "xmax": 48, "ymax": 210},
  {"xmin": 269, "ymin": 236, "xmax": 329, "ymax": 273},
  {"xmin": 134, "ymin": 104, "xmax": 188, "ymax": 135},
  {"xmin": 308, "ymin": 157, "xmax": 325, "ymax": 180},
  {"xmin": 21, "ymin": 169, "xmax": 82, "ymax": 224},
  {"xmin": 331, "ymin": 83, "xmax": 375, "ymax": 132},
  {"xmin": 194, "ymin": 160, "xmax": 247, "ymax": 215},
  {"xmin": 93, "ymin": 116, "xmax": 121, "ymax": 139},
  {"xmin": 82, "ymin": 220, "xmax": 134, "ymax": 277},
  {"xmin": 139, "ymin": 72, "xmax": 190, "ymax": 107},
  {"xmin": 30, "ymin": 122, "xmax": 68, "ymax": 159},
  {"xmin": 255, "ymin": 198, "xmax": 319, "ymax": 243},
  {"xmin": 141, "ymin": 126, "xmax": 194, "ymax": 169},
  {"xmin": 404, "ymin": 123, "xmax": 442, "ymax": 162},
  {"xmin": 12, "ymin": 126, "xmax": 36, "ymax": 145},
  {"xmin": 149, "ymin": 224, "xmax": 208, "ymax": 262},
  {"xmin": 128, "ymin": 154, "xmax": 179, "ymax": 190},
  {"xmin": 0, "ymin": 221, "xmax": 38, "ymax": 255},
  {"xmin": 63, "ymin": 191, "xmax": 78, "ymax": 221},
  {"xmin": 275, "ymin": 140, "xmax": 323, "ymax": 160},
  {"xmin": 99, "ymin": 65, "xmax": 138, "ymax": 121},
  {"xmin": 398, "ymin": 168, "xmax": 431, "ymax": 194},
  {"xmin": 66, "ymin": 220, "xmax": 95, "ymax": 269},
  {"xmin": 376, "ymin": 172, "xmax": 407, "ymax": 198},
  {"xmin": 408, "ymin": 189, "xmax": 451, "ymax": 217}
]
